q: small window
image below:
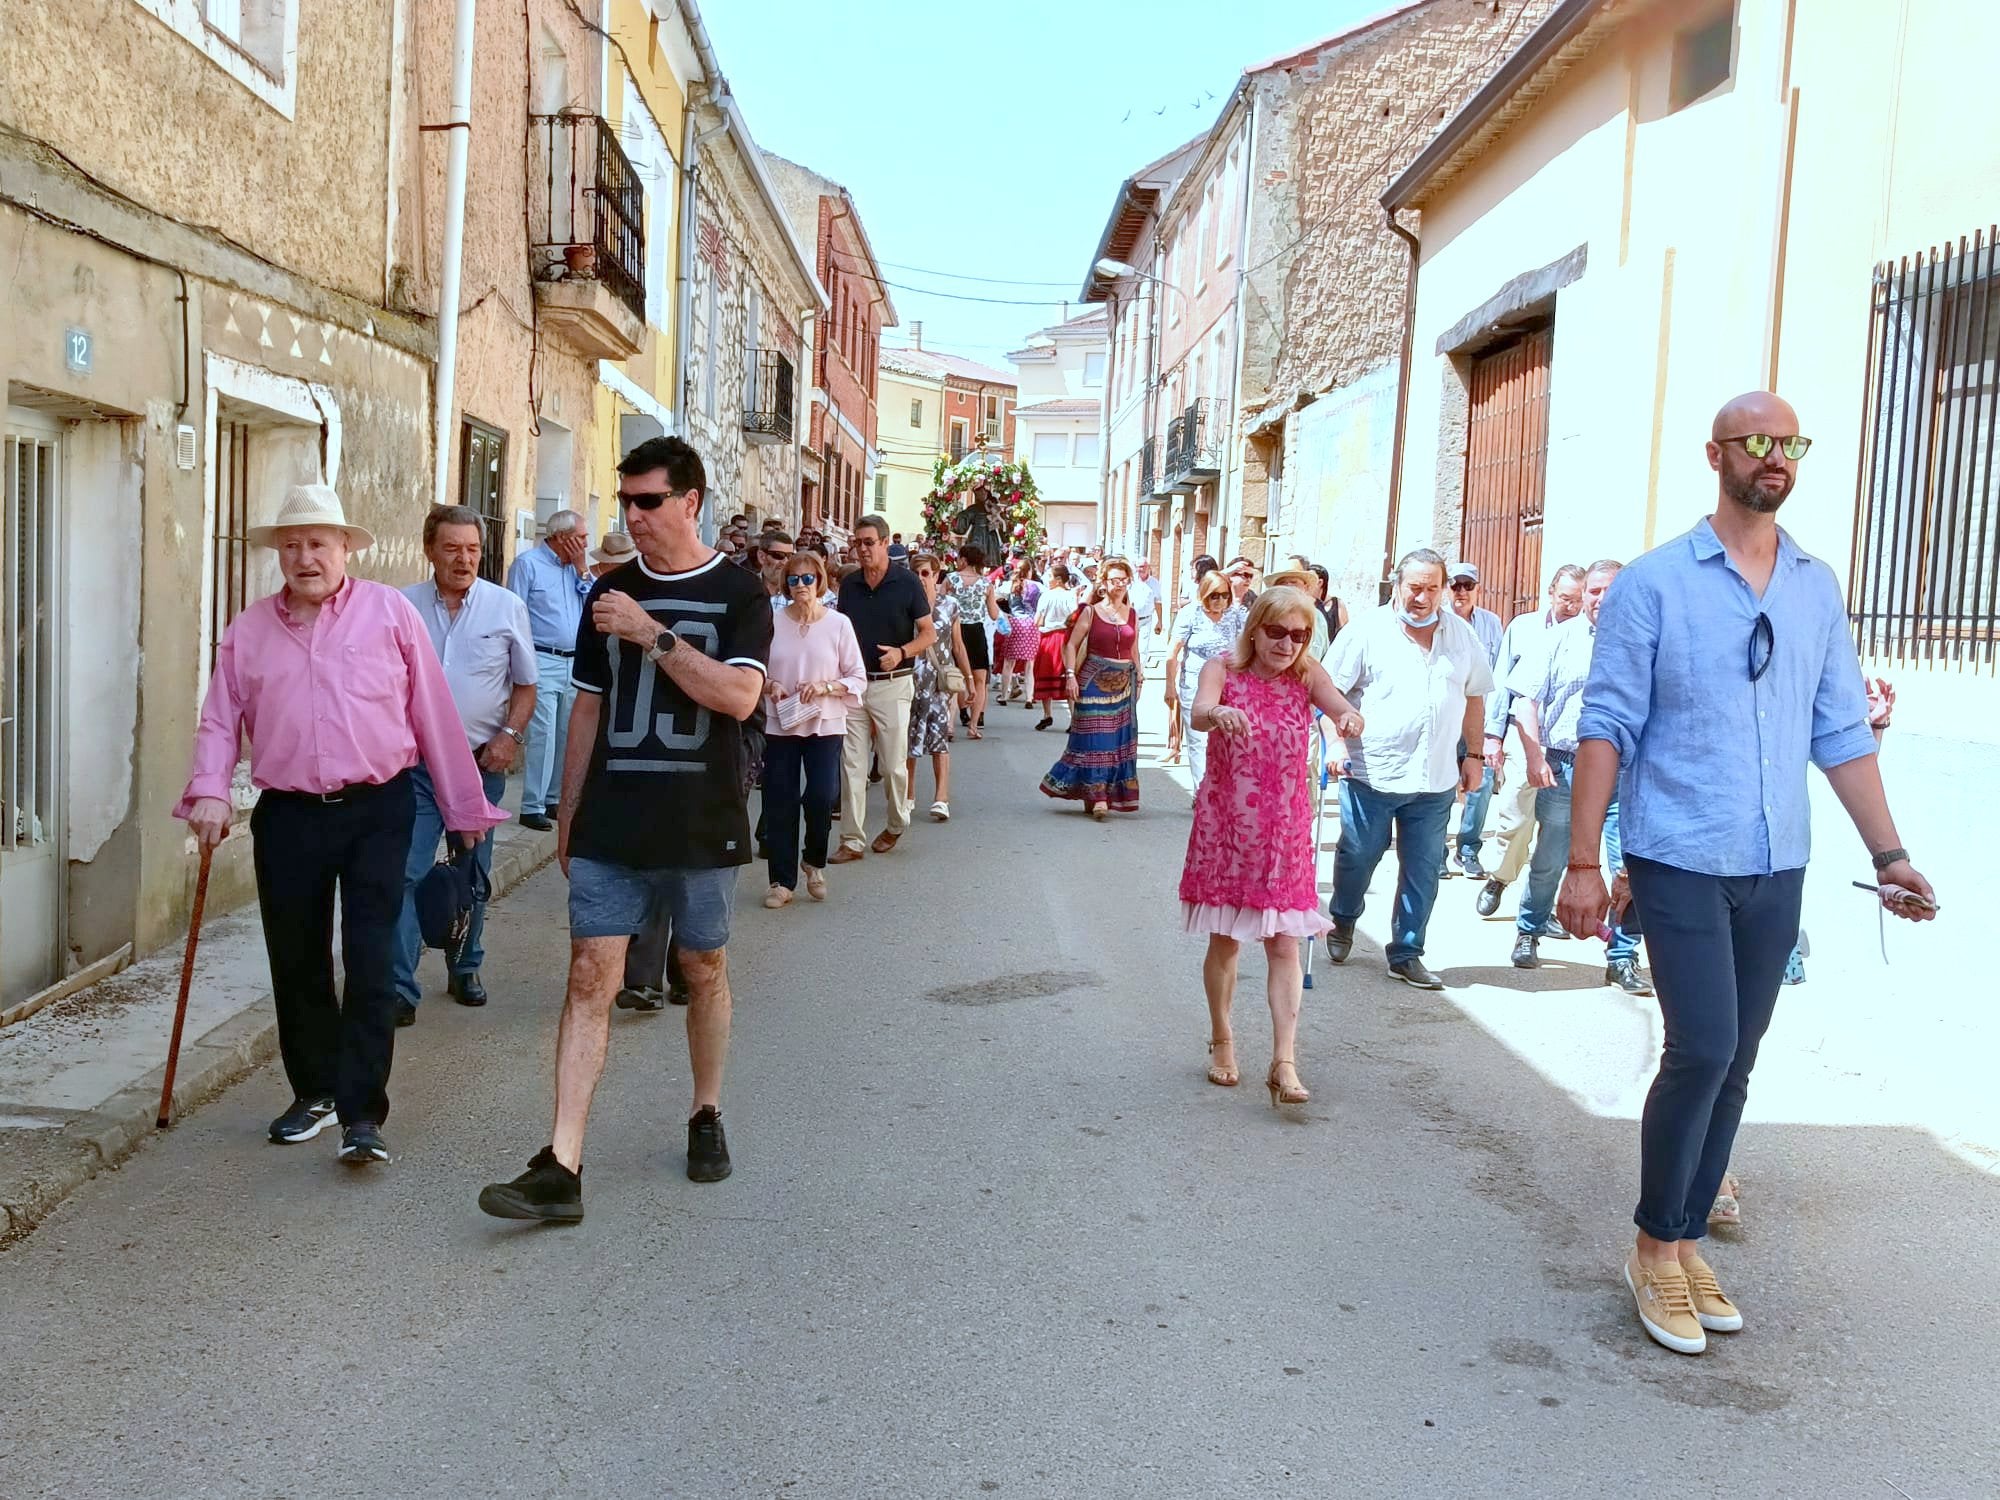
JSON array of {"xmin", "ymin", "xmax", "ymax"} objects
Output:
[
  {"xmin": 949, "ymin": 419, "xmax": 969, "ymax": 461},
  {"xmin": 1032, "ymin": 433, "xmax": 1070, "ymax": 468},
  {"xmin": 910, "ymin": 398, "xmax": 923, "ymax": 428},
  {"xmin": 1670, "ymin": 6, "xmax": 1734, "ymax": 112},
  {"xmin": 874, "ymin": 472, "xmax": 888, "ymax": 505},
  {"xmin": 985, "ymin": 394, "xmax": 1000, "ymax": 423},
  {"xmin": 459, "ymin": 417, "xmax": 509, "ymax": 582},
  {"xmin": 204, "ymin": 0, "xmax": 289, "ymax": 81},
  {"xmin": 1082, "ymin": 351, "xmax": 1107, "ymax": 388},
  {"xmin": 1074, "ymin": 433, "xmax": 1102, "ymax": 468}
]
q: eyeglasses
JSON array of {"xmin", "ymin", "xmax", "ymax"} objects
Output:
[
  {"xmin": 1449, "ymin": 580, "xmax": 1477, "ymax": 592},
  {"xmin": 852, "ymin": 537, "xmax": 882, "ymax": 550},
  {"xmin": 1719, "ymin": 433, "xmax": 1813, "ymax": 461},
  {"xmin": 786, "ymin": 575, "xmax": 823, "ymax": 591},
  {"xmin": 762, "ymin": 549, "xmax": 794, "ymax": 563},
  {"xmin": 1749, "ymin": 612, "xmax": 1775, "ymax": 682},
  {"xmin": 616, "ymin": 488, "xmax": 679, "ymax": 511},
  {"xmin": 1260, "ymin": 622, "xmax": 1312, "ymax": 646}
]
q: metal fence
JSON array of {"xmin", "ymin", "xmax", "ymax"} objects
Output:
[
  {"xmin": 743, "ymin": 350, "xmax": 795, "ymax": 443},
  {"xmin": 1849, "ymin": 227, "xmax": 2000, "ymax": 667},
  {"xmin": 528, "ymin": 112, "xmax": 646, "ymax": 326}
]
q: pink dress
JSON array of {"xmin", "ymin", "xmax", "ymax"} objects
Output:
[{"xmin": 1178, "ymin": 667, "xmax": 1332, "ymax": 941}]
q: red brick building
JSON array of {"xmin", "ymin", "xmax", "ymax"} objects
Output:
[{"xmin": 764, "ymin": 153, "xmax": 896, "ymax": 532}]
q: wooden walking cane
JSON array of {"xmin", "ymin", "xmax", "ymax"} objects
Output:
[{"xmin": 156, "ymin": 845, "xmax": 215, "ymax": 1129}]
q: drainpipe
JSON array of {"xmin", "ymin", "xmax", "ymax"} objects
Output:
[
  {"xmin": 429, "ymin": 0, "xmax": 478, "ymax": 510},
  {"xmin": 1218, "ymin": 87, "xmax": 1258, "ymax": 562},
  {"xmin": 675, "ymin": 2, "xmax": 725, "ymax": 434},
  {"xmin": 1382, "ymin": 208, "xmax": 1421, "ymax": 606}
]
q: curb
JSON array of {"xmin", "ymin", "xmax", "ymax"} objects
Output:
[{"xmin": 0, "ymin": 831, "xmax": 556, "ymax": 1247}]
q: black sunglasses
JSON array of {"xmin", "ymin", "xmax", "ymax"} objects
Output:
[
  {"xmin": 616, "ymin": 487, "xmax": 684, "ymax": 511},
  {"xmin": 1449, "ymin": 579, "xmax": 1478, "ymax": 591},
  {"xmin": 1749, "ymin": 612, "xmax": 1775, "ymax": 683},
  {"xmin": 784, "ymin": 573, "xmax": 821, "ymax": 589},
  {"xmin": 1719, "ymin": 433, "xmax": 1812, "ymax": 461}
]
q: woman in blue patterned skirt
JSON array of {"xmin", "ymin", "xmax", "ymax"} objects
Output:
[{"xmin": 1040, "ymin": 557, "xmax": 1142, "ymax": 820}]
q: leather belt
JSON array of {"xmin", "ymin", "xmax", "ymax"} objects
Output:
[
  {"xmin": 534, "ymin": 645, "xmax": 575, "ymax": 658},
  {"xmin": 867, "ymin": 668, "xmax": 914, "ymax": 681},
  {"xmin": 266, "ymin": 771, "xmax": 409, "ymax": 806}
]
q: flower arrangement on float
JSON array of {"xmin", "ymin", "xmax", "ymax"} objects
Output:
[{"xmin": 919, "ymin": 452, "xmax": 1043, "ymax": 554}]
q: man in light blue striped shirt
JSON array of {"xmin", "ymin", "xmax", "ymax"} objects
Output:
[{"xmin": 1558, "ymin": 391, "xmax": 1937, "ymax": 1357}]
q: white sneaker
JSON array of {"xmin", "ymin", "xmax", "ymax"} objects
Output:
[{"xmin": 930, "ymin": 801, "xmax": 950, "ymax": 821}]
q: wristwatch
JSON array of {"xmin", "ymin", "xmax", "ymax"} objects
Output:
[
  {"xmin": 501, "ymin": 726, "xmax": 525, "ymax": 745},
  {"xmin": 1870, "ymin": 846, "xmax": 1910, "ymax": 871},
  {"xmin": 646, "ymin": 628, "xmax": 679, "ymax": 664}
]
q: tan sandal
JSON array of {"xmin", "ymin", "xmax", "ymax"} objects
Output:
[
  {"xmin": 1266, "ymin": 1058, "xmax": 1309, "ymax": 1108},
  {"xmin": 1206, "ymin": 1037, "xmax": 1239, "ymax": 1087}
]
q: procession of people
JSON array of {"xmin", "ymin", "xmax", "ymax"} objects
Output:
[{"xmin": 176, "ymin": 391, "xmax": 1934, "ymax": 1362}]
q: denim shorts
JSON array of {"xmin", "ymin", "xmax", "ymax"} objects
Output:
[{"xmin": 567, "ymin": 858, "xmax": 738, "ymax": 950}]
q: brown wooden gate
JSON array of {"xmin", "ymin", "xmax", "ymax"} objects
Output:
[{"xmin": 1461, "ymin": 325, "xmax": 1552, "ymax": 621}]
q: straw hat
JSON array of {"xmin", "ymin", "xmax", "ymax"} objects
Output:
[
  {"xmin": 590, "ymin": 532, "xmax": 638, "ymax": 566},
  {"xmin": 246, "ymin": 483, "xmax": 375, "ymax": 552}
]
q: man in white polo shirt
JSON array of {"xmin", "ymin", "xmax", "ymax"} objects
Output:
[{"xmin": 1322, "ymin": 547, "xmax": 1494, "ymax": 989}]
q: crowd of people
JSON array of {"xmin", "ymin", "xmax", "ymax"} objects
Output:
[{"xmin": 177, "ymin": 391, "xmax": 1935, "ymax": 1362}]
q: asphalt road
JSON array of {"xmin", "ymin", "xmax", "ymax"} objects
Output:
[{"xmin": 4, "ymin": 706, "xmax": 1995, "ymax": 1499}]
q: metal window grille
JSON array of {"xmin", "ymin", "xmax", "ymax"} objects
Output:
[
  {"xmin": 460, "ymin": 418, "xmax": 509, "ymax": 582},
  {"xmin": 209, "ymin": 419, "xmax": 253, "ymax": 673},
  {"xmin": 3, "ymin": 430, "xmax": 58, "ymax": 851},
  {"xmin": 1849, "ymin": 228, "xmax": 2000, "ymax": 667}
]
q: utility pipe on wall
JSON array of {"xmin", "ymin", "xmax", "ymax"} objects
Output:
[
  {"xmin": 430, "ymin": 0, "xmax": 478, "ymax": 510},
  {"xmin": 1382, "ymin": 209, "xmax": 1421, "ymax": 606}
]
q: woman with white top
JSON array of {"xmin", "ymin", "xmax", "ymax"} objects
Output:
[
  {"xmin": 1029, "ymin": 563, "xmax": 1080, "ymax": 732},
  {"xmin": 761, "ymin": 550, "xmax": 866, "ymax": 908},
  {"xmin": 1163, "ymin": 569, "xmax": 1248, "ymax": 787}
]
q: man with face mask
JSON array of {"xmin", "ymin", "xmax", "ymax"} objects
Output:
[
  {"xmin": 1559, "ymin": 391, "xmax": 1935, "ymax": 1356},
  {"xmin": 1321, "ymin": 547, "xmax": 1494, "ymax": 989}
]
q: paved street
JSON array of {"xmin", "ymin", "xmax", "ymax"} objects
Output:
[{"xmin": 4, "ymin": 707, "xmax": 1996, "ymax": 1499}]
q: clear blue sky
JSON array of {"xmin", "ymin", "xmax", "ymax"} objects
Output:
[{"xmin": 701, "ymin": 0, "xmax": 1394, "ymax": 368}]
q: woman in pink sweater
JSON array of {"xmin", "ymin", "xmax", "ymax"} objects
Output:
[{"xmin": 762, "ymin": 551, "xmax": 867, "ymax": 907}]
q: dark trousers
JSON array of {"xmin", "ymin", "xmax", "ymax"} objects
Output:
[
  {"xmin": 624, "ymin": 902, "xmax": 685, "ymax": 994},
  {"xmin": 251, "ymin": 774, "xmax": 416, "ymax": 1127},
  {"xmin": 762, "ymin": 733, "xmax": 842, "ymax": 890},
  {"xmin": 1625, "ymin": 856, "xmax": 1805, "ymax": 1242}
]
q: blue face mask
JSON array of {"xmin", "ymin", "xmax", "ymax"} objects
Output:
[{"xmin": 1397, "ymin": 606, "xmax": 1439, "ymax": 628}]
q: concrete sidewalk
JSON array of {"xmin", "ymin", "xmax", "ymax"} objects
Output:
[{"xmin": 0, "ymin": 817, "xmax": 555, "ymax": 1243}]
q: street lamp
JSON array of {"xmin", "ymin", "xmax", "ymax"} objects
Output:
[{"xmin": 1094, "ymin": 257, "xmax": 1177, "ymax": 293}]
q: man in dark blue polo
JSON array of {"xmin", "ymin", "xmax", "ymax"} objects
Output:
[
  {"xmin": 1560, "ymin": 391, "xmax": 1936, "ymax": 1356},
  {"xmin": 832, "ymin": 513, "xmax": 935, "ymax": 860}
]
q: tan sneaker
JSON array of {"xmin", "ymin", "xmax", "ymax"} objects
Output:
[
  {"xmin": 1625, "ymin": 1253, "xmax": 1706, "ymax": 1354},
  {"xmin": 1682, "ymin": 1251, "xmax": 1743, "ymax": 1332}
]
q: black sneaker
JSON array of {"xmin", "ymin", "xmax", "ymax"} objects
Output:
[
  {"xmin": 687, "ymin": 1107, "xmax": 732, "ymax": 1183},
  {"xmin": 1388, "ymin": 958, "xmax": 1445, "ymax": 991},
  {"xmin": 1325, "ymin": 920, "xmax": 1355, "ymax": 965},
  {"xmin": 394, "ymin": 999, "xmax": 418, "ymax": 1028},
  {"xmin": 1606, "ymin": 959, "xmax": 1654, "ymax": 996},
  {"xmin": 1511, "ymin": 933, "xmax": 1540, "ymax": 969},
  {"xmin": 338, "ymin": 1122, "xmax": 391, "ymax": 1165},
  {"xmin": 478, "ymin": 1147, "xmax": 583, "ymax": 1222},
  {"xmin": 615, "ymin": 985, "xmax": 666, "ymax": 1012},
  {"xmin": 269, "ymin": 1096, "xmax": 336, "ymax": 1144},
  {"xmin": 1475, "ymin": 879, "xmax": 1506, "ymax": 918}
]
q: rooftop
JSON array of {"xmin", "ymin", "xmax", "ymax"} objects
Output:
[{"xmin": 879, "ymin": 344, "xmax": 1016, "ymax": 387}]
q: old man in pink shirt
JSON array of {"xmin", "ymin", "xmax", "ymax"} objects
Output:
[{"xmin": 177, "ymin": 484, "xmax": 505, "ymax": 1166}]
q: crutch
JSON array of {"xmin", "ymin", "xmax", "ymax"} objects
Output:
[
  {"xmin": 156, "ymin": 846, "xmax": 214, "ymax": 1129},
  {"xmin": 1303, "ymin": 713, "xmax": 1333, "ymax": 990}
]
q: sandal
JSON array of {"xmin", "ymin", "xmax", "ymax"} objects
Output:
[
  {"xmin": 1206, "ymin": 1037, "xmax": 1239, "ymax": 1087},
  {"xmin": 1708, "ymin": 1173, "xmax": 1742, "ymax": 1227},
  {"xmin": 1266, "ymin": 1059, "xmax": 1309, "ymax": 1108}
]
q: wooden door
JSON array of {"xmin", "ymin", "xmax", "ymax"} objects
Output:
[{"xmin": 1461, "ymin": 325, "xmax": 1552, "ymax": 622}]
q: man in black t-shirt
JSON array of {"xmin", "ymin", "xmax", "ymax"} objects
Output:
[{"xmin": 479, "ymin": 437, "xmax": 770, "ymax": 1225}]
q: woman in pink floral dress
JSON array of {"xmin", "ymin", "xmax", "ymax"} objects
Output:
[{"xmin": 1180, "ymin": 586, "xmax": 1364, "ymax": 1108}]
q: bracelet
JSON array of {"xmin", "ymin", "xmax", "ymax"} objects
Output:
[
  {"xmin": 1566, "ymin": 861, "xmax": 1600, "ymax": 872},
  {"xmin": 1870, "ymin": 846, "xmax": 1910, "ymax": 871}
]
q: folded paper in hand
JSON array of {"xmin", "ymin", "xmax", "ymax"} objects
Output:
[{"xmin": 772, "ymin": 692, "xmax": 817, "ymax": 731}]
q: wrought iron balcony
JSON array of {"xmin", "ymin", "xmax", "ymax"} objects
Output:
[
  {"xmin": 1139, "ymin": 436, "xmax": 1157, "ymax": 497},
  {"xmin": 743, "ymin": 350, "xmax": 795, "ymax": 445},
  {"xmin": 528, "ymin": 112, "xmax": 646, "ymax": 358},
  {"xmin": 1162, "ymin": 398, "xmax": 1226, "ymax": 490}
]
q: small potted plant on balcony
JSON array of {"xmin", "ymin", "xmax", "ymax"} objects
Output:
[{"xmin": 563, "ymin": 242, "xmax": 597, "ymax": 277}]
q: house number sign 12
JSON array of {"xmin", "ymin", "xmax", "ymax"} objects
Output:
[{"xmin": 65, "ymin": 327, "xmax": 92, "ymax": 375}]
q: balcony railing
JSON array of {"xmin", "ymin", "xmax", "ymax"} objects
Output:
[
  {"xmin": 528, "ymin": 112, "xmax": 645, "ymax": 326},
  {"xmin": 1139, "ymin": 436, "xmax": 1157, "ymax": 496},
  {"xmin": 1162, "ymin": 398, "xmax": 1227, "ymax": 489},
  {"xmin": 743, "ymin": 349, "xmax": 795, "ymax": 445}
]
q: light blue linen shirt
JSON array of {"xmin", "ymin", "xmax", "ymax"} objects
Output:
[
  {"xmin": 1506, "ymin": 614, "xmax": 1596, "ymax": 754},
  {"xmin": 402, "ymin": 577, "xmax": 538, "ymax": 748},
  {"xmin": 1576, "ymin": 517, "xmax": 1876, "ymax": 877},
  {"xmin": 504, "ymin": 540, "xmax": 593, "ymax": 652},
  {"xmin": 1485, "ymin": 605, "xmax": 1560, "ymax": 739}
]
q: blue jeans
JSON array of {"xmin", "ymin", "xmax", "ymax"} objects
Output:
[
  {"xmin": 1625, "ymin": 857, "xmax": 1804, "ymax": 1242},
  {"xmin": 521, "ymin": 649, "xmax": 576, "ymax": 815},
  {"xmin": 393, "ymin": 764, "xmax": 506, "ymax": 1004},
  {"xmin": 1516, "ymin": 754, "xmax": 1640, "ymax": 962},
  {"xmin": 1329, "ymin": 779, "xmax": 1456, "ymax": 963},
  {"xmin": 1456, "ymin": 765, "xmax": 1496, "ymax": 857}
]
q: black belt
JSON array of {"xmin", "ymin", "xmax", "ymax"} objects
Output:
[
  {"xmin": 265, "ymin": 771, "xmax": 410, "ymax": 806},
  {"xmin": 867, "ymin": 668, "xmax": 914, "ymax": 681},
  {"xmin": 534, "ymin": 644, "xmax": 574, "ymax": 658}
]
